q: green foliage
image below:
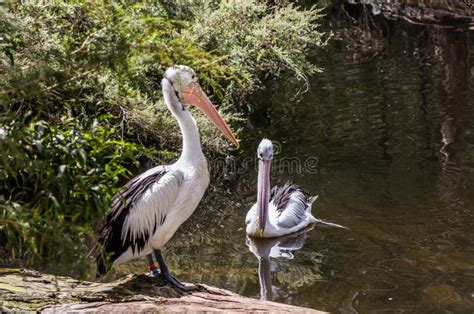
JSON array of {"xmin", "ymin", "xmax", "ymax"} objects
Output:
[
  {"xmin": 189, "ymin": 1, "xmax": 326, "ymax": 94},
  {"xmin": 1, "ymin": 1, "xmax": 326, "ymax": 147},
  {"xmin": 0, "ymin": 1, "xmax": 326, "ymax": 263},
  {"xmin": 0, "ymin": 115, "xmax": 148, "ymax": 260}
]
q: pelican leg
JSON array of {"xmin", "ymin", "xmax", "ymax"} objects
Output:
[
  {"xmin": 146, "ymin": 254, "xmax": 160, "ymax": 278},
  {"xmin": 154, "ymin": 249, "xmax": 186, "ymax": 290}
]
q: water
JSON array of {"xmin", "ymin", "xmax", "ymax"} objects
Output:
[{"xmin": 104, "ymin": 3, "xmax": 474, "ymax": 312}]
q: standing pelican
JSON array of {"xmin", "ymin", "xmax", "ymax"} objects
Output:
[
  {"xmin": 246, "ymin": 139, "xmax": 346, "ymax": 238},
  {"xmin": 95, "ymin": 65, "xmax": 239, "ymax": 289}
]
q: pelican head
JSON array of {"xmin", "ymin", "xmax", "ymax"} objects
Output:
[
  {"xmin": 164, "ymin": 65, "xmax": 197, "ymax": 94},
  {"xmin": 163, "ymin": 65, "xmax": 239, "ymax": 148},
  {"xmin": 257, "ymin": 138, "xmax": 273, "ymax": 233},
  {"xmin": 257, "ymin": 139, "xmax": 274, "ymax": 161}
]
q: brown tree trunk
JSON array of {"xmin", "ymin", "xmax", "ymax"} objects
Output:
[{"xmin": 0, "ymin": 268, "xmax": 325, "ymax": 313}]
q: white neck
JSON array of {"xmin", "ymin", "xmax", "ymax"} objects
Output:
[{"xmin": 162, "ymin": 79, "xmax": 204, "ymax": 162}]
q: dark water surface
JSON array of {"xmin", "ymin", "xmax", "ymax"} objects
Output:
[{"xmin": 115, "ymin": 5, "xmax": 473, "ymax": 313}]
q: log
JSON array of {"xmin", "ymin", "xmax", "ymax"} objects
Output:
[{"xmin": 0, "ymin": 268, "xmax": 325, "ymax": 313}]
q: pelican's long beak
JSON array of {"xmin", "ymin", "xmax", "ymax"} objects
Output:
[
  {"xmin": 257, "ymin": 159, "xmax": 271, "ymax": 232},
  {"xmin": 181, "ymin": 82, "xmax": 239, "ymax": 148}
]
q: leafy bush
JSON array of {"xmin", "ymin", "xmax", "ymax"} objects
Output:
[
  {"xmin": 189, "ymin": 1, "xmax": 326, "ymax": 94},
  {"xmin": 0, "ymin": 115, "xmax": 149, "ymax": 260},
  {"xmin": 0, "ymin": 1, "xmax": 326, "ymax": 263}
]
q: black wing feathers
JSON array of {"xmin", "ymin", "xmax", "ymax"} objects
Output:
[
  {"xmin": 96, "ymin": 169, "xmax": 167, "ymax": 275},
  {"xmin": 271, "ymin": 181, "xmax": 309, "ymax": 212}
]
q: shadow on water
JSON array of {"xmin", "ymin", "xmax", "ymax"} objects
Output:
[{"xmin": 104, "ymin": 1, "xmax": 474, "ymax": 312}]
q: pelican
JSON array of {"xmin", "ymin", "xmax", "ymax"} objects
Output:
[
  {"xmin": 245, "ymin": 139, "xmax": 346, "ymax": 238},
  {"xmin": 95, "ymin": 65, "xmax": 239, "ymax": 290}
]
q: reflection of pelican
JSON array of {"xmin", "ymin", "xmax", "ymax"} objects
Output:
[
  {"xmin": 246, "ymin": 229, "xmax": 310, "ymax": 301},
  {"xmin": 95, "ymin": 65, "xmax": 239, "ymax": 289},
  {"xmin": 246, "ymin": 139, "xmax": 347, "ymax": 238}
]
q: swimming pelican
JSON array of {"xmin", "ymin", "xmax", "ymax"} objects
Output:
[
  {"xmin": 246, "ymin": 139, "xmax": 346, "ymax": 238},
  {"xmin": 95, "ymin": 65, "xmax": 239, "ymax": 289}
]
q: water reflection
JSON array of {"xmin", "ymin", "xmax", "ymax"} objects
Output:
[
  {"xmin": 436, "ymin": 27, "xmax": 469, "ymax": 209},
  {"xmin": 245, "ymin": 229, "xmax": 315, "ymax": 301}
]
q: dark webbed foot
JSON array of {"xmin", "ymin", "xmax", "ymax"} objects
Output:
[
  {"xmin": 154, "ymin": 249, "xmax": 187, "ymax": 291},
  {"xmin": 162, "ymin": 270, "xmax": 186, "ymax": 290}
]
